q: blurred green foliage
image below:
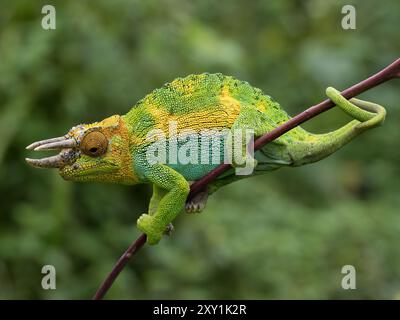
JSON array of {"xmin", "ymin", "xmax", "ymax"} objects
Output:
[{"xmin": 0, "ymin": 0, "xmax": 400, "ymax": 299}]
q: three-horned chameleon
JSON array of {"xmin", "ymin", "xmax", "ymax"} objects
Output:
[{"xmin": 26, "ymin": 73, "xmax": 386, "ymax": 244}]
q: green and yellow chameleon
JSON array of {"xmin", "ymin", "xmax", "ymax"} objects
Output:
[{"xmin": 26, "ymin": 73, "xmax": 386, "ymax": 245}]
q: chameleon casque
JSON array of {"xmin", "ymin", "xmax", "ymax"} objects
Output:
[{"xmin": 26, "ymin": 73, "xmax": 386, "ymax": 245}]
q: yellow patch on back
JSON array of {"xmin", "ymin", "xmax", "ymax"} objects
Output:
[
  {"xmin": 147, "ymin": 107, "xmax": 238, "ymax": 136},
  {"xmin": 129, "ymin": 84, "xmax": 250, "ymax": 146},
  {"xmin": 221, "ymin": 85, "xmax": 267, "ymax": 113},
  {"xmin": 219, "ymin": 86, "xmax": 244, "ymax": 116},
  {"xmin": 254, "ymin": 101, "xmax": 267, "ymax": 113}
]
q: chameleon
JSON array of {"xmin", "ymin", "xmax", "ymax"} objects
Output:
[{"xmin": 26, "ymin": 73, "xmax": 386, "ymax": 245}]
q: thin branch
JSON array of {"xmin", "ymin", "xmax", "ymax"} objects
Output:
[
  {"xmin": 93, "ymin": 234, "xmax": 147, "ymax": 300},
  {"xmin": 93, "ymin": 58, "xmax": 400, "ymax": 300}
]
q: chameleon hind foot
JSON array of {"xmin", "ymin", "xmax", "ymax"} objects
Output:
[
  {"xmin": 164, "ymin": 223, "xmax": 174, "ymax": 236},
  {"xmin": 185, "ymin": 189, "xmax": 209, "ymax": 213}
]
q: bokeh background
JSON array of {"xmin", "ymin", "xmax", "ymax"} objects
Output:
[{"xmin": 0, "ymin": 0, "xmax": 399, "ymax": 299}]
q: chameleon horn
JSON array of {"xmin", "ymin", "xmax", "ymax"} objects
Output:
[
  {"xmin": 26, "ymin": 136, "xmax": 68, "ymax": 150},
  {"xmin": 34, "ymin": 139, "xmax": 76, "ymax": 151},
  {"xmin": 25, "ymin": 154, "xmax": 66, "ymax": 168}
]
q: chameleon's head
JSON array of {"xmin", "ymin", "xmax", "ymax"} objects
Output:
[{"xmin": 26, "ymin": 115, "xmax": 138, "ymax": 184}]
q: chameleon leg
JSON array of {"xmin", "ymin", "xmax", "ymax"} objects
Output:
[
  {"xmin": 148, "ymin": 184, "xmax": 174, "ymax": 235},
  {"xmin": 148, "ymin": 184, "xmax": 165, "ymax": 215},
  {"xmin": 225, "ymin": 107, "xmax": 272, "ymax": 174},
  {"xmin": 137, "ymin": 164, "xmax": 189, "ymax": 245}
]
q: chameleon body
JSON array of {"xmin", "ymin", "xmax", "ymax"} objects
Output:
[{"xmin": 26, "ymin": 73, "xmax": 386, "ymax": 244}]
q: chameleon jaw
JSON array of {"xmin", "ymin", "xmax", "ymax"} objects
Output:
[{"xmin": 25, "ymin": 136, "xmax": 79, "ymax": 168}]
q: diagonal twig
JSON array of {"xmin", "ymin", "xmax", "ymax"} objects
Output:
[{"xmin": 93, "ymin": 58, "xmax": 400, "ymax": 300}]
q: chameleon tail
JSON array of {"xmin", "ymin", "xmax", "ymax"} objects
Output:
[{"xmin": 290, "ymin": 87, "xmax": 386, "ymax": 166}]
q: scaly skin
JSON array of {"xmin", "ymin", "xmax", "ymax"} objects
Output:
[{"xmin": 26, "ymin": 73, "xmax": 387, "ymax": 245}]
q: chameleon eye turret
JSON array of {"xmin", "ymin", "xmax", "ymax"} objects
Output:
[{"xmin": 80, "ymin": 131, "xmax": 108, "ymax": 157}]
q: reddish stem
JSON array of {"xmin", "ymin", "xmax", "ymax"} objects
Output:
[
  {"xmin": 92, "ymin": 234, "xmax": 146, "ymax": 300},
  {"xmin": 93, "ymin": 58, "xmax": 400, "ymax": 300}
]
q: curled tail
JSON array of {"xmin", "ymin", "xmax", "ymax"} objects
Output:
[{"xmin": 290, "ymin": 87, "xmax": 386, "ymax": 166}]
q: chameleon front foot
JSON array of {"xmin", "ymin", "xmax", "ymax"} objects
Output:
[
  {"xmin": 185, "ymin": 190, "xmax": 209, "ymax": 213},
  {"xmin": 137, "ymin": 214, "xmax": 164, "ymax": 245}
]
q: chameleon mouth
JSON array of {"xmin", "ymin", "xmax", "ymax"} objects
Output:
[{"xmin": 25, "ymin": 136, "xmax": 79, "ymax": 168}]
